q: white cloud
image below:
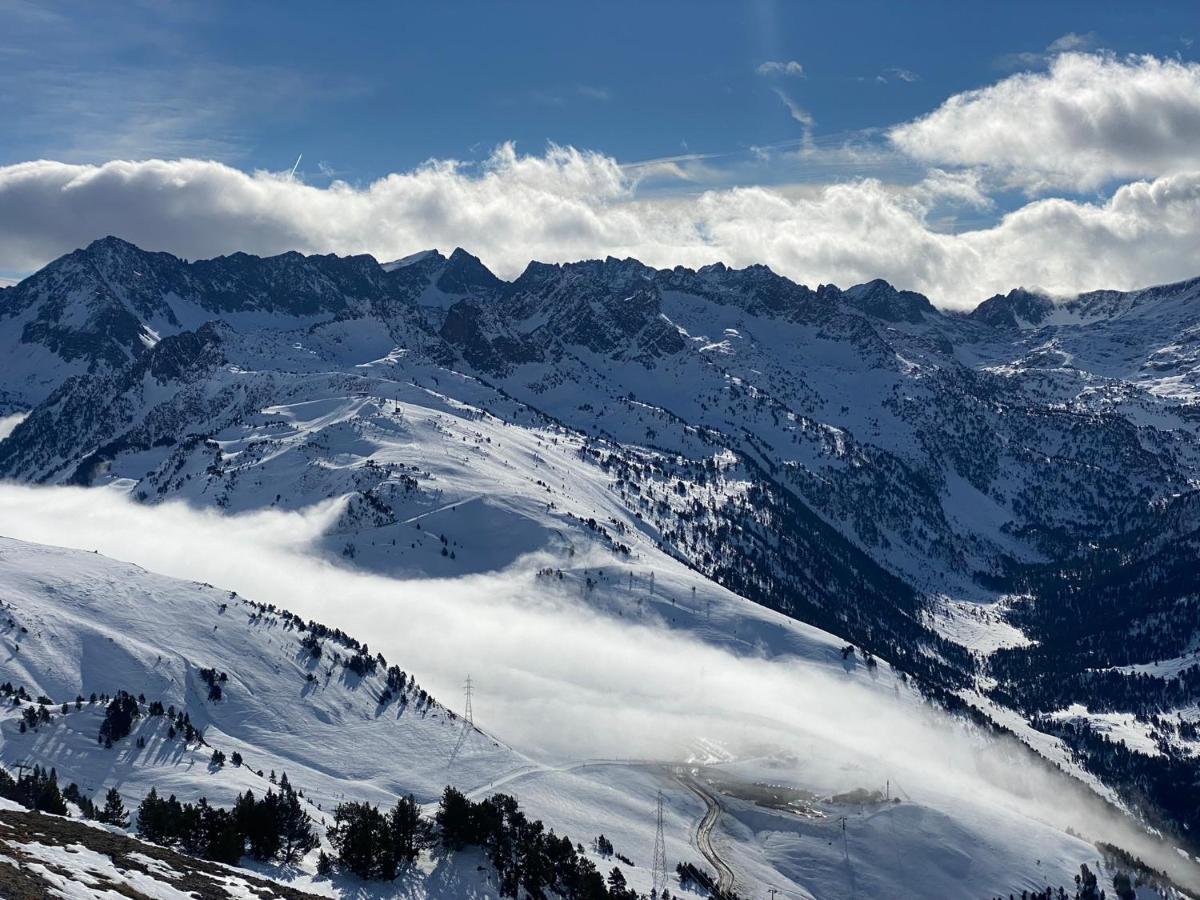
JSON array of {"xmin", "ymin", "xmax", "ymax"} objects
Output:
[
  {"xmin": 880, "ymin": 67, "xmax": 920, "ymax": 83},
  {"xmin": 996, "ymin": 32, "xmax": 1099, "ymax": 70},
  {"xmin": 1046, "ymin": 31, "xmax": 1096, "ymax": 53},
  {"xmin": 909, "ymin": 168, "xmax": 993, "ymax": 209},
  {"xmin": 1, "ymin": 148, "xmax": 1199, "ymax": 309},
  {"xmin": 891, "ymin": 52, "xmax": 1200, "ymax": 192},
  {"xmin": 770, "ymin": 87, "xmax": 815, "ymax": 138},
  {"xmin": 756, "ymin": 60, "xmax": 805, "ymax": 77}
]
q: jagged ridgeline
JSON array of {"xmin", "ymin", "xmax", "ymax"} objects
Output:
[{"xmin": 2, "ymin": 238, "xmax": 1200, "ymax": 855}]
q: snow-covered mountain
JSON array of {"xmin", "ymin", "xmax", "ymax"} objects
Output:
[
  {"xmin": 0, "ymin": 534, "xmax": 1178, "ymax": 898},
  {"xmin": 2, "ymin": 237, "xmax": 1199, "ymax": 896}
]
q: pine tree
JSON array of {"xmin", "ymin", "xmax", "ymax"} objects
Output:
[
  {"xmin": 34, "ymin": 767, "xmax": 67, "ymax": 815},
  {"xmin": 100, "ymin": 787, "xmax": 129, "ymax": 826},
  {"xmin": 238, "ymin": 789, "xmax": 282, "ymax": 862},
  {"xmin": 201, "ymin": 805, "xmax": 244, "ymax": 864},
  {"xmin": 277, "ymin": 778, "xmax": 317, "ymax": 864},
  {"xmin": 98, "ymin": 692, "xmax": 139, "ymax": 745},
  {"xmin": 608, "ymin": 866, "xmax": 627, "ymax": 891},
  {"xmin": 329, "ymin": 801, "xmax": 388, "ymax": 879},
  {"xmin": 388, "ymin": 793, "xmax": 428, "ymax": 869},
  {"xmin": 137, "ymin": 788, "xmax": 167, "ymax": 843},
  {"xmin": 435, "ymin": 785, "xmax": 474, "ymax": 850}
]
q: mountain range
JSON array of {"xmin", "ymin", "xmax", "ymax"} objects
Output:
[{"xmin": 1, "ymin": 236, "xmax": 1199, "ymax": 898}]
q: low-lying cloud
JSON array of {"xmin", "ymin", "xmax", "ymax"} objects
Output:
[
  {"xmin": 2, "ymin": 147, "xmax": 1200, "ymax": 308},
  {"xmin": 0, "ymin": 482, "xmax": 1195, "ymax": 888}
]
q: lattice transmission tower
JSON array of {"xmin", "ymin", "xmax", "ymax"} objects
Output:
[
  {"xmin": 463, "ymin": 674, "xmax": 473, "ymax": 726},
  {"xmin": 448, "ymin": 674, "xmax": 474, "ymax": 767},
  {"xmin": 651, "ymin": 790, "xmax": 667, "ymax": 896}
]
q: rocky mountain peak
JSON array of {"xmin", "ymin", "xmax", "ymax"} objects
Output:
[
  {"xmin": 436, "ymin": 248, "xmax": 504, "ymax": 295},
  {"xmin": 843, "ymin": 278, "xmax": 938, "ymax": 324},
  {"xmin": 969, "ymin": 287, "xmax": 1055, "ymax": 329}
]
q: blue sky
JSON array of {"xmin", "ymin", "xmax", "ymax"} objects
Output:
[
  {"xmin": 2, "ymin": 1, "xmax": 1200, "ymax": 306},
  {"xmin": 4, "ymin": 1, "xmax": 1193, "ymax": 184}
]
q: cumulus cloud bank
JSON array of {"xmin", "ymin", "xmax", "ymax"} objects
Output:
[
  {"xmin": 2, "ymin": 51, "xmax": 1200, "ymax": 308},
  {"xmin": 2, "ymin": 148, "xmax": 1200, "ymax": 308},
  {"xmin": 891, "ymin": 52, "xmax": 1200, "ymax": 191}
]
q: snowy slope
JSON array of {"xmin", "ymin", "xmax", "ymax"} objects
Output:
[
  {"xmin": 0, "ymin": 533, "xmax": 1194, "ymax": 897},
  {"xmin": 0, "ymin": 538, "xmax": 519, "ymax": 813}
]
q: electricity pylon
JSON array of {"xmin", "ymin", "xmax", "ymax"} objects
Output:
[
  {"xmin": 448, "ymin": 675, "xmax": 474, "ymax": 767},
  {"xmin": 463, "ymin": 674, "xmax": 473, "ymax": 727},
  {"xmin": 651, "ymin": 790, "xmax": 667, "ymax": 895}
]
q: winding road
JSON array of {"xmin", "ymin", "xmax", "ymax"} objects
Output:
[
  {"xmin": 677, "ymin": 772, "xmax": 736, "ymax": 895},
  {"xmin": 460, "ymin": 759, "xmax": 739, "ymax": 895}
]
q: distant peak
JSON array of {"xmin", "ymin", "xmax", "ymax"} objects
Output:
[
  {"xmin": 381, "ymin": 249, "xmax": 443, "ymax": 272},
  {"xmin": 969, "ymin": 287, "xmax": 1054, "ymax": 329},
  {"xmin": 437, "ymin": 248, "xmax": 503, "ymax": 294},
  {"xmin": 845, "ymin": 277, "xmax": 894, "ymax": 294},
  {"xmin": 521, "ymin": 260, "xmax": 560, "ymax": 276},
  {"xmin": 84, "ymin": 235, "xmax": 143, "ymax": 255},
  {"xmin": 843, "ymin": 278, "xmax": 936, "ymax": 323},
  {"xmin": 512, "ymin": 260, "xmax": 561, "ymax": 289}
]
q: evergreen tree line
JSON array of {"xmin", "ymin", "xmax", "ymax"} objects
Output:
[
  {"xmin": 4, "ymin": 759, "xmax": 730, "ymax": 898},
  {"xmin": 0, "ymin": 764, "xmax": 128, "ymax": 826},
  {"xmin": 982, "ymin": 847, "xmax": 1192, "ymax": 900},
  {"xmin": 95, "ymin": 690, "xmax": 203, "ymax": 748},
  {"xmin": 63, "ymin": 782, "xmax": 130, "ymax": 826},
  {"xmin": 328, "ymin": 785, "xmax": 659, "ymax": 899},
  {"xmin": 136, "ymin": 773, "xmax": 315, "ymax": 866},
  {"xmin": 599, "ymin": 440, "xmax": 976, "ymax": 693},
  {"xmin": 0, "ymin": 764, "xmax": 68, "ymax": 814},
  {"xmin": 323, "ymin": 793, "xmax": 428, "ymax": 880},
  {"xmin": 676, "ymin": 861, "xmax": 737, "ymax": 900},
  {"xmin": 245, "ymin": 592, "xmax": 435, "ymax": 713},
  {"xmin": 1032, "ymin": 715, "xmax": 1200, "ymax": 843},
  {"xmin": 985, "ymin": 861, "xmax": 1138, "ymax": 900}
]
